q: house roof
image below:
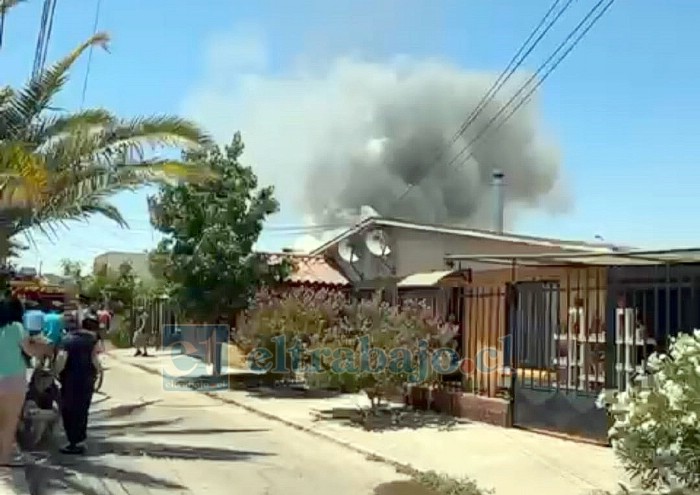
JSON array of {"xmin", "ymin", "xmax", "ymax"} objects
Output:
[
  {"xmin": 263, "ymin": 252, "xmax": 350, "ymax": 287},
  {"xmin": 444, "ymin": 248, "xmax": 700, "ymax": 267},
  {"xmin": 309, "ymin": 216, "xmax": 618, "ymax": 256}
]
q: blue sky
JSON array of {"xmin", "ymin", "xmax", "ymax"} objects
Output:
[{"xmin": 7, "ymin": 0, "xmax": 700, "ymax": 273}]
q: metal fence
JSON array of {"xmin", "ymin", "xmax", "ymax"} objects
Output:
[
  {"xmin": 462, "ymin": 285, "xmax": 508, "ymax": 397},
  {"xmin": 607, "ymin": 264, "xmax": 700, "ymax": 391}
]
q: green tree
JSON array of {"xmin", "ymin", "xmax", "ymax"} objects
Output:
[
  {"xmin": 87, "ymin": 262, "xmax": 142, "ymax": 308},
  {"xmin": 60, "ymin": 259, "xmax": 84, "ymax": 279},
  {"xmin": 0, "ymin": 19, "xmax": 213, "ymax": 257},
  {"xmin": 149, "ymin": 133, "xmax": 288, "ymax": 323}
]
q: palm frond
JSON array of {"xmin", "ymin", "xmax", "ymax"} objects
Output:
[
  {"xmin": 39, "ymin": 115, "xmax": 212, "ymax": 172},
  {"xmin": 0, "ymin": 31, "xmax": 216, "ymax": 243},
  {"xmin": 0, "ymin": 0, "xmax": 26, "ymax": 15},
  {"xmin": 33, "ymin": 108, "xmax": 115, "ymax": 144},
  {"xmin": 1, "ymin": 32, "xmax": 110, "ymax": 139},
  {"xmin": 0, "ymin": 141, "xmax": 48, "ymax": 208}
]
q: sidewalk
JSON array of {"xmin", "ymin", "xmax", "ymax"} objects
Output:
[{"xmin": 109, "ymin": 348, "xmax": 626, "ymax": 495}]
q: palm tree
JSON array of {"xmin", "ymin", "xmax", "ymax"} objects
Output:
[{"xmin": 0, "ymin": 30, "xmax": 213, "ymax": 258}]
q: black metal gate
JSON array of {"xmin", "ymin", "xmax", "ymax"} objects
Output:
[
  {"xmin": 606, "ymin": 264, "xmax": 700, "ymax": 391},
  {"xmin": 510, "ymin": 281, "xmax": 609, "ymax": 441}
]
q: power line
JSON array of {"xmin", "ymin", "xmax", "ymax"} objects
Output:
[
  {"xmin": 40, "ymin": 0, "xmax": 57, "ymax": 72},
  {"xmin": 80, "ymin": 0, "xmax": 102, "ymax": 109},
  {"xmin": 280, "ymin": 0, "xmax": 577, "ymax": 242},
  {"xmin": 0, "ymin": 2, "xmax": 7, "ymax": 50},
  {"xmin": 446, "ymin": 0, "xmax": 575, "ymax": 155},
  {"xmin": 390, "ymin": 0, "xmax": 616, "ymax": 212},
  {"xmin": 66, "ymin": 2, "xmax": 572, "ymax": 247},
  {"xmin": 31, "ymin": 0, "xmax": 57, "ymax": 81},
  {"xmin": 387, "ymin": 0, "xmax": 574, "ymax": 209},
  {"xmin": 26, "ymin": 1, "xmax": 616, "ymax": 255}
]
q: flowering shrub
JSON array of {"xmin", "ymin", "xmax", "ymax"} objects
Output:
[
  {"xmin": 600, "ymin": 330, "xmax": 700, "ymax": 491},
  {"xmin": 236, "ymin": 287, "xmax": 346, "ymax": 379},
  {"xmin": 236, "ymin": 287, "xmax": 458, "ymax": 405}
]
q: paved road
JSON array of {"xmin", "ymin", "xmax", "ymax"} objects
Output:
[{"xmin": 3, "ymin": 356, "xmax": 409, "ymax": 494}]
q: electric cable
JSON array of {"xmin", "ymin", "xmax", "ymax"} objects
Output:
[
  {"xmin": 80, "ymin": 0, "xmax": 103, "ymax": 109},
  {"xmin": 446, "ymin": 0, "xmax": 575, "ymax": 154},
  {"xmin": 38, "ymin": 0, "xmax": 57, "ymax": 75},
  {"xmin": 283, "ymin": 0, "xmax": 581, "ymax": 241},
  {"xmin": 0, "ymin": 4, "xmax": 7, "ymax": 50},
  {"xmin": 31, "ymin": 0, "xmax": 57, "ymax": 81},
  {"xmin": 390, "ymin": 0, "xmax": 616, "ymax": 211},
  {"xmin": 27, "ymin": 1, "xmax": 616, "ymax": 257}
]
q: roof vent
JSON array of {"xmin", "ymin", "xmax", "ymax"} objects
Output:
[{"xmin": 492, "ymin": 170, "xmax": 505, "ymax": 233}]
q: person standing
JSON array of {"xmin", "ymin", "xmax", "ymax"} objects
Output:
[
  {"xmin": 97, "ymin": 307, "xmax": 111, "ymax": 334},
  {"xmin": 56, "ymin": 312, "xmax": 102, "ymax": 455},
  {"xmin": 42, "ymin": 302, "xmax": 65, "ymax": 363},
  {"xmin": 0, "ymin": 297, "xmax": 51, "ymax": 467},
  {"xmin": 132, "ymin": 308, "xmax": 149, "ymax": 357},
  {"xmin": 23, "ymin": 301, "xmax": 44, "ymax": 338}
]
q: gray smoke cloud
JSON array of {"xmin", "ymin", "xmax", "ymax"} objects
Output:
[
  {"xmin": 303, "ymin": 63, "xmax": 569, "ymax": 229},
  {"xmin": 182, "ymin": 11, "xmax": 571, "ymax": 248}
]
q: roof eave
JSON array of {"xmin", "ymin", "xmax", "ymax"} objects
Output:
[{"xmin": 309, "ymin": 216, "xmax": 614, "ymax": 254}]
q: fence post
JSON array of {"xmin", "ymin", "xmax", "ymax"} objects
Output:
[{"xmin": 210, "ymin": 325, "xmax": 222, "ymax": 376}]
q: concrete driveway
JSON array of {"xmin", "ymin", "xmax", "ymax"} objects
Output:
[{"xmin": 2, "ymin": 356, "xmax": 409, "ymax": 494}]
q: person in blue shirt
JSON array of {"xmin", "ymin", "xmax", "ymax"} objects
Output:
[
  {"xmin": 23, "ymin": 302, "xmax": 45, "ymax": 337},
  {"xmin": 42, "ymin": 301, "xmax": 65, "ymax": 362}
]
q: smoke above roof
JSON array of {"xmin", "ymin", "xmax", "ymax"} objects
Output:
[
  {"xmin": 303, "ymin": 61, "xmax": 569, "ymax": 230},
  {"xmin": 183, "ymin": 8, "xmax": 571, "ymax": 242}
]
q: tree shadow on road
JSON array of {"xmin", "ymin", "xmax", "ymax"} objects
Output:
[
  {"xmin": 245, "ymin": 386, "xmax": 344, "ymax": 400},
  {"xmin": 312, "ymin": 406, "xmax": 466, "ymax": 432},
  {"xmin": 14, "ymin": 399, "xmax": 275, "ymax": 495}
]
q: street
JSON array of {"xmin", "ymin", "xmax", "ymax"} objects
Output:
[{"xmin": 4, "ymin": 356, "xmax": 409, "ymax": 494}]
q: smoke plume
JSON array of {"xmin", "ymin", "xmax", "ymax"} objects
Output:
[
  {"xmin": 302, "ymin": 62, "xmax": 568, "ymax": 229},
  {"xmin": 182, "ymin": 18, "xmax": 570, "ymax": 248}
]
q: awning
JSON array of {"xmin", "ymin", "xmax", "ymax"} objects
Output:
[
  {"xmin": 397, "ymin": 270, "xmax": 459, "ymax": 288},
  {"xmin": 444, "ymin": 248, "xmax": 700, "ymax": 267}
]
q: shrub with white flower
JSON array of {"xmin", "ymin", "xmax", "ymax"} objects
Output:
[{"xmin": 601, "ymin": 330, "xmax": 700, "ymax": 491}]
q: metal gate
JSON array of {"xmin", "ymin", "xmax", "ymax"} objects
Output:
[{"xmin": 510, "ymin": 281, "xmax": 609, "ymax": 441}]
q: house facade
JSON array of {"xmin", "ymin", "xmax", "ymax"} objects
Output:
[
  {"xmin": 310, "ymin": 216, "xmax": 616, "ymax": 290},
  {"xmin": 93, "ymin": 251, "xmax": 153, "ymax": 283}
]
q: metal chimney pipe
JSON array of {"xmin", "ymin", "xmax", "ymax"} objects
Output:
[{"xmin": 492, "ymin": 170, "xmax": 505, "ymax": 233}]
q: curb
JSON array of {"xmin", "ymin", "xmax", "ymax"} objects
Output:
[{"xmin": 115, "ymin": 355, "xmax": 420, "ymax": 478}]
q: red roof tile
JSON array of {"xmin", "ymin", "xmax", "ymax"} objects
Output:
[{"xmin": 262, "ymin": 252, "xmax": 349, "ymax": 287}]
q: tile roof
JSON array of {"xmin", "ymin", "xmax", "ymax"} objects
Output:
[{"xmin": 262, "ymin": 252, "xmax": 349, "ymax": 287}]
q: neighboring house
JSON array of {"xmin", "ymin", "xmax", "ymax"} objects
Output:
[
  {"xmin": 93, "ymin": 251, "xmax": 153, "ymax": 283},
  {"xmin": 310, "ymin": 216, "xmax": 619, "ymax": 290},
  {"xmin": 262, "ymin": 251, "xmax": 350, "ymax": 290}
]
